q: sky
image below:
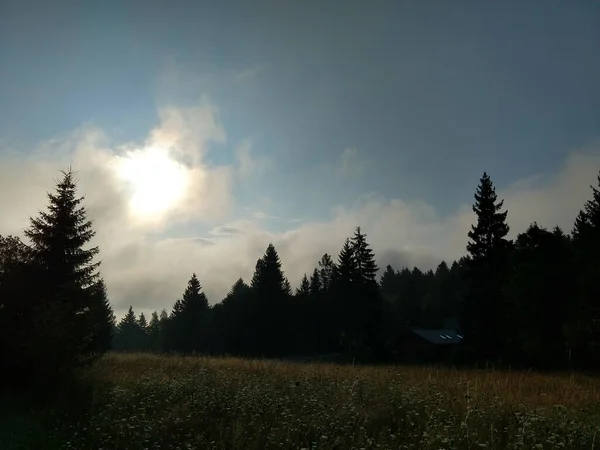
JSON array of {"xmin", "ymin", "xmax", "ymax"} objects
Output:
[{"xmin": 1, "ymin": 0, "xmax": 599, "ymax": 317}]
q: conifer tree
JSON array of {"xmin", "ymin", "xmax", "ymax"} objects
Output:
[
  {"xmin": 83, "ymin": 278, "xmax": 116, "ymax": 358},
  {"xmin": 219, "ymin": 278, "xmax": 252, "ymax": 355},
  {"xmin": 507, "ymin": 223, "xmax": 574, "ymax": 367},
  {"xmin": 182, "ymin": 273, "xmax": 209, "ymax": 310},
  {"xmin": 165, "ymin": 273, "xmax": 210, "ymax": 353},
  {"xmin": 138, "ymin": 312, "xmax": 148, "ymax": 330},
  {"xmin": 573, "ymin": 170, "xmax": 600, "ymax": 243},
  {"xmin": 296, "ymin": 274, "xmax": 310, "ymax": 297},
  {"xmin": 571, "ymin": 170, "xmax": 600, "ymax": 365},
  {"xmin": 224, "ymin": 278, "xmax": 251, "ymax": 303},
  {"xmin": 148, "ymin": 310, "xmax": 162, "ymax": 352},
  {"xmin": 466, "ymin": 172, "xmax": 511, "ymax": 262},
  {"xmin": 309, "ymin": 268, "xmax": 321, "ymax": 299},
  {"xmin": 114, "ymin": 306, "xmax": 145, "ymax": 352},
  {"xmin": 351, "ymin": 226, "xmax": 378, "ymax": 286},
  {"xmin": 379, "ymin": 264, "xmax": 398, "ymax": 301},
  {"xmin": 334, "ymin": 238, "xmax": 356, "ymax": 286},
  {"xmin": 251, "ymin": 244, "xmax": 288, "ymax": 297},
  {"xmin": 318, "ymin": 253, "xmax": 335, "ymax": 294},
  {"xmin": 22, "ymin": 168, "xmax": 106, "ymax": 376},
  {"xmin": 463, "ymin": 172, "xmax": 513, "ymax": 361},
  {"xmin": 250, "ymin": 243, "xmax": 291, "ymax": 356},
  {"xmin": 283, "ymin": 278, "xmax": 293, "ymax": 296},
  {"xmin": 349, "ymin": 227, "xmax": 383, "ymax": 358}
]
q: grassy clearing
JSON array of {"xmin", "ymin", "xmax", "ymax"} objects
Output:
[{"xmin": 4, "ymin": 353, "xmax": 600, "ymax": 449}]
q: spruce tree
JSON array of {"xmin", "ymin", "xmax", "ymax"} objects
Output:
[
  {"xmin": 571, "ymin": 170, "xmax": 600, "ymax": 366},
  {"xmin": 165, "ymin": 273, "xmax": 210, "ymax": 353},
  {"xmin": 463, "ymin": 172, "xmax": 513, "ymax": 362},
  {"xmin": 573, "ymin": 170, "xmax": 600, "ymax": 243},
  {"xmin": 318, "ymin": 253, "xmax": 335, "ymax": 294},
  {"xmin": 507, "ymin": 223, "xmax": 575, "ymax": 367},
  {"xmin": 251, "ymin": 244, "xmax": 288, "ymax": 297},
  {"xmin": 334, "ymin": 238, "xmax": 356, "ymax": 286},
  {"xmin": 466, "ymin": 172, "xmax": 510, "ymax": 262},
  {"xmin": 148, "ymin": 310, "xmax": 162, "ymax": 352},
  {"xmin": 182, "ymin": 273, "xmax": 209, "ymax": 310},
  {"xmin": 379, "ymin": 264, "xmax": 397, "ymax": 300},
  {"xmin": 296, "ymin": 274, "xmax": 310, "ymax": 297},
  {"xmin": 220, "ymin": 278, "xmax": 252, "ymax": 355},
  {"xmin": 225, "ymin": 278, "xmax": 251, "ymax": 302},
  {"xmin": 114, "ymin": 306, "xmax": 145, "ymax": 352},
  {"xmin": 309, "ymin": 268, "xmax": 321, "ymax": 299},
  {"xmin": 250, "ymin": 243, "xmax": 291, "ymax": 356},
  {"xmin": 351, "ymin": 226, "xmax": 379, "ymax": 286},
  {"xmin": 23, "ymin": 168, "xmax": 105, "ymax": 375},
  {"xmin": 83, "ymin": 278, "xmax": 116, "ymax": 358},
  {"xmin": 138, "ymin": 312, "xmax": 148, "ymax": 330},
  {"xmin": 349, "ymin": 227, "xmax": 383, "ymax": 358},
  {"xmin": 283, "ymin": 278, "xmax": 293, "ymax": 296}
]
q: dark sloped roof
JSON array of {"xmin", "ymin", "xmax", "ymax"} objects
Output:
[{"xmin": 410, "ymin": 328, "xmax": 464, "ymax": 345}]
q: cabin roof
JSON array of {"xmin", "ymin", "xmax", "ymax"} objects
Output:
[{"xmin": 410, "ymin": 328, "xmax": 464, "ymax": 345}]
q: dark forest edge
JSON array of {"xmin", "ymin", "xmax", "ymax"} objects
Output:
[{"xmin": 2, "ymin": 168, "xmax": 600, "ymax": 397}]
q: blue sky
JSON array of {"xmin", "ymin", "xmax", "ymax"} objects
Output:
[{"xmin": 1, "ymin": 0, "xmax": 599, "ymax": 312}]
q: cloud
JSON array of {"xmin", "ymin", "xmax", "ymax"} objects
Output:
[
  {"xmin": 1, "ymin": 104, "xmax": 599, "ymax": 319},
  {"xmin": 233, "ymin": 65, "xmax": 266, "ymax": 82},
  {"xmin": 252, "ymin": 211, "xmax": 280, "ymax": 220},
  {"xmin": 149, "ymin": 98, "xmax": 226, "ymax": 165},
  {"xmin": 235, "ymin": 139, "xmax": 272, "ymax": 177},
  {"xmin": 338, "ymin": 147, "xmax": 367, "ymax": 177}
]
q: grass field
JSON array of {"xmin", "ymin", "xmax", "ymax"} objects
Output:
[{"xmin": 3, "ymin": 353, "xmax": 600, "ymax": 449}]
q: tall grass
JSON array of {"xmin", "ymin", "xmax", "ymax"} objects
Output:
[{"xmin": 4, "ymin": 352, "xmax": 600, "ymax": 449}]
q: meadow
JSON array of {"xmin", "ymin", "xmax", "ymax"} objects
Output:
[{"xmin": 3, "ymin": 353, "xmax": 600, "ymax": 449}]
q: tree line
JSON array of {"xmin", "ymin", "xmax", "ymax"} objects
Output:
[
  {"xmin": 1, "ymin": 168, "xmax": 600, "ymax": 393},
  {"xmin": 112, "ymin": 171, "xmax": 600, "ymax": 370}
]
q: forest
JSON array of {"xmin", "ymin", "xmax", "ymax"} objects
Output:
[{"xmin": 1, "ymin": 167, "xmax": 600, "ymax": 394}]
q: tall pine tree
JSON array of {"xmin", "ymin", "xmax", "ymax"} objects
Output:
[
  {"xmin": 250, "ymin": 243, "xmax": 291, "ymax": 356},
  {"xmin": 349, "ymin": 227, "xmax": 382, "ymax": 359},
  {"xmin": 463, "ymin": 172, "xmax": 513, "ymax": 362},
  {"xmin": 165, "ymin": 273, "xmax": 210, "ymax": 353},
  {"xmin": 571, "ymin": 170, "xmax": 600, "ymax": 366},
  {"xmin": 22, "ymin": 169, "xmax": 109, "ymax": 378}
]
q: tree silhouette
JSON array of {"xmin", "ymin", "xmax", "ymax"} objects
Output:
[
  {"xmin": 462, "ymin": 172, "xmax": 513, "ymax": 362},
  {"xmin": 114, "ymin": 306, "xmax": 146, "ymax": 352},
  {"xmin": 507, "ymin": 223, "xmax": 575, "ymax": 367},
  {"xmin": 165, "ymin": 273, "xmax": 210, "ymax": 354},
  {"xmin": 147, "ymin": 311, "xmax": 162, "ymax": 352},
  {"xmin": 571, "ymin": 170, "xmax": 600, "ymax": 366},
  {"xmin": 10, "ymin": 166, "xmax": 600, "ymax": 372},
  {"xmin": 250, "ymin": 243, "xmax": 291, "ymax": 356},
  {"xmin": 19, "ymin": 169, "xmax": 108, "ymax": 383},
  {"xmin": 296, "ymin": 274, "xmax": 310, "ymax": 297},
  {"xmin": 83, "ymin": 278, "xmax": 116, "ymax": 357}
]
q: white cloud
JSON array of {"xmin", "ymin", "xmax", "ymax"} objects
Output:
[
  {"xmin": 233, "ymin": 65, "xmax": 266, "ymax": 82},
  {"xmin": 235, "ymin": 139, "xmax": 272, "ymax": 177},
  {"xmin": 149, "ymin": 98, "xmax": 226, "ymax": 165},
  {"xmin": 338, "ymin": 147, "xmax": 367, "ymax": 177},
  {"xmin": 0, "ymin": 106, "xmax": 598, "ymax": 319}
]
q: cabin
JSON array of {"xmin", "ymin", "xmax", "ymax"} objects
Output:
[{"xmin": 398, "ymin": 326, "xmax": 464, "ymax": 363}]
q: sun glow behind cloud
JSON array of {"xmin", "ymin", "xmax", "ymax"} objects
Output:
[{"xmin": 114, "ymin": 146, "xmax": 189, "ymax": 220}]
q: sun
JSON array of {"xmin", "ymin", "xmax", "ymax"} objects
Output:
[{"xmin": 115, "ymin": 146, "xmax": 188, "ymax": 218}]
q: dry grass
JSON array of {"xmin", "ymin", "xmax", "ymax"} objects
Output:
[
  {"xmin": 94, "ymin": 353, "xmax": 600, "ymax": 410},
  {"xmin": 6, "ymin": 352, "xmax": 600, "ymax": 449}
]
